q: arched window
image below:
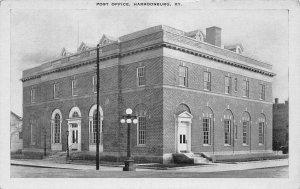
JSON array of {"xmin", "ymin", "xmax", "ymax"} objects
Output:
[
  {"xmin": 54, "ymin": 113, "xmax": 61, "ymax": 143},
  {"xmin": 258, "ymin": 114, "xmax": 266, "ymax": 145},
  {"xmin": 90, "ymin": 110, "xmax": 102, "ymax": 144},
  {"xmin": 134, "ymin": 104, "xmax": 147, "ymax": 145},
  {"xmin": 223, "ymin": 109, "xmax": 233, "ymax": 145},
  {"xmin": 88, "ymin": 105, "xmax": 103, "ymax": 145},
  {"xmin": 242, "ymin": 112, "xmax": 251, "ymax": 145},
  {"xmin": 51, "ymin": 109, "xmax": 62, "ymax": 144},
  {"xmin": 202, "ymin": 107, "xmax": 213, "ymax": 145}
]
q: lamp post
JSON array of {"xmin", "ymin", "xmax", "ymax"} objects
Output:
[
  {"xmin": 96, "ymin": 43, "xmax": 100, "ymax": 170},
  {"xmin": 120, "ymin": 108, "xmax": 138, "ymax": 171},
  {"xmin": 66, "ymin": 130, "xmax": 69, "ymax": 161}
]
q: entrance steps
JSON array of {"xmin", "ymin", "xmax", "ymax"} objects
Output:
[{"xmin": 172, "ymin": 152, "xmax": 211, "ymax": 164}]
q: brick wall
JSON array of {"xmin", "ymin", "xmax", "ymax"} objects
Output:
[
  {"xmin": 163, "ymin": 56, "xmax": 272, "ymax": 102},
  {"xmin": 163, "ymin": 88, "xmax": 272, "ymax": 154},
  {"xmin": 162, "ymin": 56, "xmax": 273, "ymax": 154},
  {"xmin": 23, "ymin": 53, "xmax": 165, "ymax": 157}
]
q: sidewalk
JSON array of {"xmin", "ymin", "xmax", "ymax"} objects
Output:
[
  {"xmin": 11, "ymin": 159, "xmax": 122, "ymax": 171},
  {"xmin": 11, "ymin": 158, "xmax": 288, "ymax": 173}
]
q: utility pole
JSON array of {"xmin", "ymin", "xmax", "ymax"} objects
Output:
[{"xmin": 96, "ymin": 44, "xmax": 100, "ymax": 170}]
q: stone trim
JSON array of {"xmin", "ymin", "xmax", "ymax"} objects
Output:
[{"xmin": 23, "ymin": 83, "xmax": 272, "ymax": 109}]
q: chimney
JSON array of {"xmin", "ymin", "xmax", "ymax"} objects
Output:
[
  {"xmin": 275, "ymin": 98, "xmax": 278, "ymax": 104},
  {"xmin": 285, "ymin": 100, "xmax": 288, "ymax": 105},
  {"xmin": 206, "ymin": 26, "xmax": 222, "ymax": 47}
]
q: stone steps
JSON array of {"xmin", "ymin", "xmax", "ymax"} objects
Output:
[
  {"xmin": 44, "ymin": 151, "xmax": 68, "ymax": 162},
  {"xmin": 173, "ymin": 152, "xmax": 211, "ymax": 164}
]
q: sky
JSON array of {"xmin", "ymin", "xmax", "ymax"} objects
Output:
[{"xmin": 10, "ymin": 9, "xmax": 289, "ymax": 117}]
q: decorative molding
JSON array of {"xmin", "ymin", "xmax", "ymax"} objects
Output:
[{"xmin": 21, "ymin": 40, "xmax": 275, "ymax": 82}]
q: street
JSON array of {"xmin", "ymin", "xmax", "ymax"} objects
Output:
[{"xmin": 10, "ymin": 165, "xmax": 288, "ymax": 178}]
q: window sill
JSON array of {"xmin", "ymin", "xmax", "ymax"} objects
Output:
[
  {"xmin": 136, "ymin": 144, "xmax": 146, "ymax": 147},
  {"xmin": 203, "ymin": 144, "xmax": 211, "ymax": 147},
  {"xmin": 258, "ymin": 143, "xmax": 264, "ymax": 146},
  {"xmin": 224, "ymin": 144, "xmax": 231, "ymax": 146},
  {"xmin": 242, "ymin": 144, "xmax": 249, "ymax": 146},
  {"xmin": 203, "ymin": 89, "xmax": 211, "ymax": 92}
]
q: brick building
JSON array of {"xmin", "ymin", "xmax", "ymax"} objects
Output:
[
  {"xmin": 21, "ymin": 25, "xmax": 275, "ymax": 163},
  {"xmin": 273, "ymin": 98, "xmax": 289, "ymax": 151}
]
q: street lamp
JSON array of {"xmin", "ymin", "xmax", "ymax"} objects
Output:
[
  {"xmin": 120, "ymin": 108, "xmax": 138, "ymax": 171},
  {"xmin": 96, "ymin": 43, "xmax": 100, "ymax": 170},
  {"xmin": 66, "ymin": 130, "xmax": 69, "ymax": 161}
]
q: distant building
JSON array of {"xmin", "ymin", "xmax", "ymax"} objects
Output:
[
  {"xmin": 10, "ymin": 111, "xmax": 23, "ymax": 152},
  {"xmin": 21, "ymin": 25, "xmax": 275, "ymax": 163},
  {"xmin": 273, "ymin": 98, "xmax": 289, "ymax": 151}
]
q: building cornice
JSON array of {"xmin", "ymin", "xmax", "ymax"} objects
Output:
[
  {"xmin": 21, "ymin": 41, "xmax": 275, "ymax": 82},
  {"xmin": 162, "ymin": 43, "xmax": 275, "ymax": 77}
]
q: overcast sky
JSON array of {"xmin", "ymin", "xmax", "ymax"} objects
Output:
[{"xmin": 10, "ymin": 9, "xmax": 289, "ymax": 116}]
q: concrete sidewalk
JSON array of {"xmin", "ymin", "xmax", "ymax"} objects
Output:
[{"xmin": 11, "ymin": 158, "xmax": 288, "ymax": 173}]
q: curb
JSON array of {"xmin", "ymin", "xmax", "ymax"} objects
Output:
[
  {"xmin": 138, "ymin": 163, "xmax": 216, "ymax": 170},
  {"xmin": 11, "ymin": 163, "xmax": 79, "ymax": 170}
]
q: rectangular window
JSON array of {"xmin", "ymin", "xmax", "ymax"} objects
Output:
[
  {"xmin": 243, "ymin": 80, "xmax": 249, "ymax": 97},
  {"xmin": 242, "ymin": 121, "xmax": 249, "ymax": 145},
  {"xmin": 260, "ymin": 84, "xmax": 265, "ymax": 100},
  {"xmin": 92, "ymin": 75, "xmax": 97, "ymax": 93},
  {"xmin": 234, "ymin": 78, "xmax": 238, "ymax": 92},
  {"xmin": 137, "ymin": 116, "xmax": 146, "ymax": 145},
  {"xmin": 19, "ymin": 131, "xmax": 23, "ymax": 139},
  {"xmin": 137, "ymin": 67, "xmax": 145, "ymax": 86},
  {"xmin": 204, "ymin": 71, "xmax": 211, "ymax": 91},
  {"xmin": 224, "ymin": 119, "xmax": 231, "ymax": 145},
  {"xmin": 179, "ymin": 66, "xmax": 188, "ymax": 87},
  {"xmin": 53, "ymin": 83, "xmax": 59, "ymax": 99},
  {"xmin": 71, "ymin": 79, "xmax": 78, "ymax": 96},
  {"xmin": 224, "ymin": 76, "xmax": 231, "ymax": 94},
  {"xmin": 203, "ymin": 118, "xmax": 211, "ymax": 145},
  {"xmin": 30, "ymin": 89, "xmax": 36, "ymax": 103},
  {"xmin": 259, "ymin": 122, "xmax": 265, "ymax": 144}
]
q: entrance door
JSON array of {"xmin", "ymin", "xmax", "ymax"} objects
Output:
[
  {"xmin": 178, "ymin": 121, "xmax": 189, "ymax": 152},
  {"xmin": 69, "ymin": 123, "xmax": 79, "ymax": 151}
]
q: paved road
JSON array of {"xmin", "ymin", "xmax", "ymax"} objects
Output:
[{"xmin": 11, "ymin": 165, "xmax": 288, "ymax": 178}]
